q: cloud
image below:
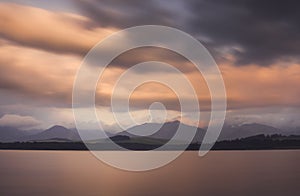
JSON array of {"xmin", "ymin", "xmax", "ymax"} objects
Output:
[
  {"xmin": 105, "ymin": 47, "xmax": 199, "ymax": 73},
  {"xmin": 73, "ymin": 0, "xmax": 177, "ymax": 28},
  {"xmin": 0, "ymin": 114, "xmax": 42, "ymax": 129},
  {"xmin": 3, "ymin": 1, "xmax": 299, "ymax": 68},
  {"xmin": 0, "ymin": 2, "xmax": 116, "ymax": 55},
  {"xmin": 187, "ymin": 0, "xmax": 300, "ymax": 65},
  {"xmin": 1, "ymin": 39, "xmax": 300, "ymax": 111},
  {"xmin": 226, "ymin": 106, "xmax": 300, "ymax": 128},
  {"xmin": 0, "ymin": 2, "xmax": 197, "ymax": 74},
  {"xmin": 0, "ymin": 40, "xmax": 80, "ymax": 107},
  {"xmin": 72, "ymin": 0, "xmax": 300, "ymax": 66},
  {"xmin": 0, "ymin": 1, "xmax": 299, "ymax": 129},
  {"xmin": 220, "ymin": 62, "xmax": 300, "ymax": 109}
]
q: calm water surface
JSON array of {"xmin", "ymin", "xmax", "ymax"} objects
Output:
[{"xmin": 0, "ymin": 150, "xmax": 299, "ymax": 196}]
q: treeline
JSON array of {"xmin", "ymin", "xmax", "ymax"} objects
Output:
[{"xmin": 0, "ymin": 134, "xmax": 299, "ymax": 151}]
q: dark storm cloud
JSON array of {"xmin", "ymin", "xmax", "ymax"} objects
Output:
[
  {"xmin": 74, "ymin": 0, "xmax": 300, "ymax": 66},
  {"xmin": 187, "ymin": 0, "xmax": 300, "ymax": 65},
  {"xmin": 73, "ymin": 0, "xmax": 177, "ymax": 28}
]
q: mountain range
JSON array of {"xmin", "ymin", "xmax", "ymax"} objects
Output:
[{"xmin": 0, "ymin": 121, "xmax": 299, "ymax": 143}]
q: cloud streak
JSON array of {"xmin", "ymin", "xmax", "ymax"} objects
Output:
[
  {"xmin": 0, "ymin": 2, "xmax": 116, "ymax": 55},
  {"xmin": 0, "ymin": 37, "xmax": 300, "ymax": 111},
  {"xmin": 0, "ymin": 114, "xmax": 42, "ymax": 129}
]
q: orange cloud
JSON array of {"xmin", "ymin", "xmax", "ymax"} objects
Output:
[
  {"xmin": 0, "ymin": 3, "xmax": 117, "ymax": 55},
  {"xmin": 221, "ymin": 63, "xmax": 300, "ymax": 109},
  {"xmin": 1, "ymin": 37, "xmax": 300, "ymax": 111},
  {"xmin": 0, "ymin": 40, "xmax": 79, "ymax": 105}
]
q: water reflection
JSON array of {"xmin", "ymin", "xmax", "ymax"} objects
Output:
[{"xmin": 0, "ymin": 150, "xmax": 299, "ymax": 195}]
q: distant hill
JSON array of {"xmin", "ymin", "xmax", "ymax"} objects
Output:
[
  {"xmin": 219, "ymin": 123, "xmax": 282, "ymax": 140},
  {"xmin": 0, "ymin": 125, "xmax": 115, "ymax": 142},
  {"xmin": 0, "ymin": 126, "xmax": 30, "ymax": 142},
  {"xmin": 116, "ymin": 120, "xmax": 206, "ymax": 143},
  {"xmin": 281, "ymin": 126, "xmax": 300, "ymax": 135},
  {"xmin": 117, "ymin": 121, "xmax": 294, "ymax": 143},
  {"xmin": 20, "ymin": 125, "xmax": 81, "ymax": 142},
  {"xmin": 213, "ymin": 134, "xmax": 300, "ymax": 150}
]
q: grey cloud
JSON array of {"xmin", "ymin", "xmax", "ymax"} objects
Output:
[
  {"xmin": 187, "ymin": 0, "xmax": 300, "ymax": 65},
  {"xmin": 108, "ymin": 47, "xmax": 197, "ymax": 73},
  {"xmin": 74, "ymin": 0, "xmax": 300, "ymax": 66},
  {"xmin": 0, "ymin": 114, "xmax": 42, "ymax": 129},
  {"xmin": 73, "ymin": 0, "xmax": 177, "ymax": 28}
]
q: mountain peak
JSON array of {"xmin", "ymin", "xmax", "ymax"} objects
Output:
[
  {"xmin": 165, "ymin": 120, "xmax": 181, "ymax": 124},
  {"xmin": 48, "ymin": 125, "xmax": 68, "ymax": 130},
  {"xmin": 117, "ymin": 120, "xmax": 205, "ymax": 143},
  {"xmin": 26, "ymin": 125, "xmax": 80, "ymax": 141}
]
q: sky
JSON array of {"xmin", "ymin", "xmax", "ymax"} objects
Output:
[{"xmin": 0, "ymin": 0, "xmax": 299, "ymax": 131}]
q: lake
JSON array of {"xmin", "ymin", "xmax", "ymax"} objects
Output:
[{"xmin": 0, "ymin": 150, "xmax": 299, "ymax": 195}]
